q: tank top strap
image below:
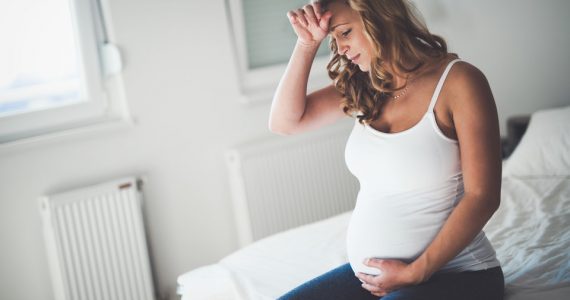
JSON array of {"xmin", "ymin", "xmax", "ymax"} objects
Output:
[{"xmin": 427, "ymin": 58, "xmax": 462, "ymax": 112}]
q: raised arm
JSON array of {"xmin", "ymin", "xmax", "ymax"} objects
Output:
[{"xmin": 269, "ymin": 3, "xmax": 346, "ymax": 136}]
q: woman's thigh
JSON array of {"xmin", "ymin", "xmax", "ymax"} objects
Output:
[
  {"xmin": 277, "ymin": 263, "xmax": 377, "ymax": 300},
  {"xmin": 382, "ymin": 266, "xmax": 505, "ymax": 300},
  {"xmin": 278, "ymin": 264, "xmax": 504, "ymax": 300}
]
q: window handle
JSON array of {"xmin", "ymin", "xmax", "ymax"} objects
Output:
[{"xmin": 101, "ymin": 43, "xmax": 123, "ymax": 76}]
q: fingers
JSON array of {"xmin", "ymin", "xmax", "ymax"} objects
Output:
[
  {"xmin": 287, "ymin": 3, "xmax": 330, "ymax": 44},
  {"xmin": 287, "ymin": 10, "xmax": 302, "ymax": 26},
  {"xmin": 312, "ymin": 1, "xmax": 322, "ymax": 19},
  {"xmin": 364, "ymin": 257, "xmax": 383, "ymax": 268},
  {"xmin": 297, "ymin": 8, "xmax": 309, "ymax": 26},
  {"xmin": 287, "ymin": 10, "xmax": 306, "ymax": 30},
  {"xmin": 372, "ymin": 291, "xmax": 389, "ymax": 297},
  {"xmin": 356, "ymin": 272, "xmax": 377, "ymax": 284},
  {"xmin": 362, "ymin": 281, "xmax": 389, "ymax": 297},
  {"xmin": 303, "ymin": 5, "xmax": 318, "ymax": 27},
  {"xmin": 288, "ymin": 4, "xmax": 325, "ymax": 27},
  {"xmin": 362, "ymin": 282, "xmax": 383, "ymax": 293},
  {"xmin": 286, "ymin": 10, "xmax": 297, "ymax": 24},
  {"xmin": 319, "ymin": 11, "xmax": 333, "ymax": 30},
  {"xmin": 357, "ymin": 272, "xmax": 390, "ymax": 297}
]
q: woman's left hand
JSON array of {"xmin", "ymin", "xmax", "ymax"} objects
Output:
[{"xmin": 356, "ymin": 258, "xmax": 422, "ymax": 297}]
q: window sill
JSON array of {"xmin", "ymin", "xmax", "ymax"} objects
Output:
[{"xmin": 0, "ymin": 115, "xmax": 137, "ymax": 155}]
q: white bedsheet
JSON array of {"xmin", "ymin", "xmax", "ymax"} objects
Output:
[
  {"xmin": 178, "ymin": 176, "xmax": 570, "ymax": 299},
  {"xmin": 485, "ymin": 176, "xmax": 570, "ymax": 299}
]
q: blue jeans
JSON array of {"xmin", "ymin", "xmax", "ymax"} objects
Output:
[{"xmin": 278, "ymin": 263, "xmax": 504, "ymax": 300}]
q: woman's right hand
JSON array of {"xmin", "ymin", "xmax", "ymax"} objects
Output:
[{"xmin": 287, "ymin": 2, "xmax": 333, "ymax": 48}]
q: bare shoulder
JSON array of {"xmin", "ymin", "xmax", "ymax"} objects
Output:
[
  {"xmin": 444, "ymin": 60, "xmax": 495, "ymax": 116},
  {"xmin": 446, "ymin": 61, "xmax": 491, "ymax": 97},
  {"xmin": 441, "ymin": 59, "xmax": 500, "ymax": 159}
]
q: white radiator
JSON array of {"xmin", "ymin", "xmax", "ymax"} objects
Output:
[
  {"xmin": 226, "ymin": 122, "xmax": 359, "ymax": 247},
  {"xmin": 39, "ymin": 177, "xmax": 155, "ymax": 300}
]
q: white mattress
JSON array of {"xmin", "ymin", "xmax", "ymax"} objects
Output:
[{"xmin": 177, "ymin": 175, "xmax": 570, "ymax": 299}]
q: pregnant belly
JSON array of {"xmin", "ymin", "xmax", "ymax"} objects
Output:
[{"xmin": 346, "ymin": 194, "xmax": 453, "ymax": 275}]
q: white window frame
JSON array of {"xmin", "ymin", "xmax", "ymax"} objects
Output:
[
  {"xmin": 225, "ymin": 0, "xmax": 332, "ymax": 104},
  {"xmin": 0, "ymin": 0, "xmax": 131, "ymax": 148}
]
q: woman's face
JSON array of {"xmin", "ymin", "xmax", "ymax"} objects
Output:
[{"xmin": 327, "ymin": 1, "xmax": 375, "ymax": 72}]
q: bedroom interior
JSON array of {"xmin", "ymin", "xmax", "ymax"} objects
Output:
[{"xmin": 0, "ymin": 1, "xmax": 569, "ymax": 300}]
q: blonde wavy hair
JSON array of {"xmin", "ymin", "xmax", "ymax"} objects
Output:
[{"xmin": 320, "ymin": 0, "xmax": 448, "ymax": 124}]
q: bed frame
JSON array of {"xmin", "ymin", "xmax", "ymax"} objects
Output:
[{"xmin": 501, "ymin": 115, "xmax": 531, "ymax": 158}]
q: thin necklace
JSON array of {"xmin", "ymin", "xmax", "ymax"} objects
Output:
[
  {"xmin": 390, "ymin": 77, "xmax": 414, "ymax": 100},
  {"xmin": 391, "ymin": 85, "xmax": 409, "ymax": 100}
]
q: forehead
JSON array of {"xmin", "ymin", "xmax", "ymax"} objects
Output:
[{"xmin": 327, "ymin": 1, "xmax": 359, "ymax": 30}]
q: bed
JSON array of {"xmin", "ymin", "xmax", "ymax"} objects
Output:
[{"xmin": 177, "ymin": 105, "xmax": 570, "ymax": 300}]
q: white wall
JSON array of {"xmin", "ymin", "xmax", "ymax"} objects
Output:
[
  {"xmin": 416, "ymin": 0, "xmax": 570, "ymax": 126},
  {"xmin": 0, "ymin": 0, "xmax": 568, "ymax": 299}
]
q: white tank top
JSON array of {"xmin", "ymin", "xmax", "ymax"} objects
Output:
[{"xmin": 344, "ymin": 58, "xmax": 500, "ymax": 275}]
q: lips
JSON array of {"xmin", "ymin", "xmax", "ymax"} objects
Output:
[{"xmin": 348, "ymin": 54, "xmax": 360, "ymax": 63}]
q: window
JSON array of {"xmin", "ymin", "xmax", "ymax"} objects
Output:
[
  {"xmin": 225, "ymin": 0, "xmax": 332, "ymax": 104},
  {"xmin": 0, "ymin": 0, "xmax": 128, "ymax": 145}
]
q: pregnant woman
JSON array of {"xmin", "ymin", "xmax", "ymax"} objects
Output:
[{"xmin": 269, "ymin": 0, "xmax": 504, "ymax": 299}]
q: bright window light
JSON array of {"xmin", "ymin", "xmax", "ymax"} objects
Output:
[{"xmin": 0, "ymin": 0, "xmax": 82, "ymax": 117}]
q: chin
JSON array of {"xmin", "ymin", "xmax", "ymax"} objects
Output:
[{"xmin": 357, "ymin": 65, "xmax": 370, "ymax": 72}]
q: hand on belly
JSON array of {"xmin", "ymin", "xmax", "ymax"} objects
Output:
[{"xmin": 346, "ymin": 211, "xmax": 439, "ymax": 275}]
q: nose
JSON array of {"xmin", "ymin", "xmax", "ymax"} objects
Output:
[{"xmin": 336, "ymin": 40, "xmax": 349, "ymax": 56}]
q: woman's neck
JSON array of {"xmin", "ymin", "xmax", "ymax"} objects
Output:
[
  {"xmin": 383, "ymin": 62, "xmax": 413, "ymax": 89},
  {"xmin": 385, "ymin": 55, "xmax": 449, "ymax": 88}
]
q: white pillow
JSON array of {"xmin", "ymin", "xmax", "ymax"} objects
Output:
[{"xmin": 503, "ymin": 105, "xmax": 570, "ymax": 177}]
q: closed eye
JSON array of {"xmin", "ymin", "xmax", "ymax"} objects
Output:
[{"xmin": 341, "ymin": 29, "xmax": 352, "ymax": 37}]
